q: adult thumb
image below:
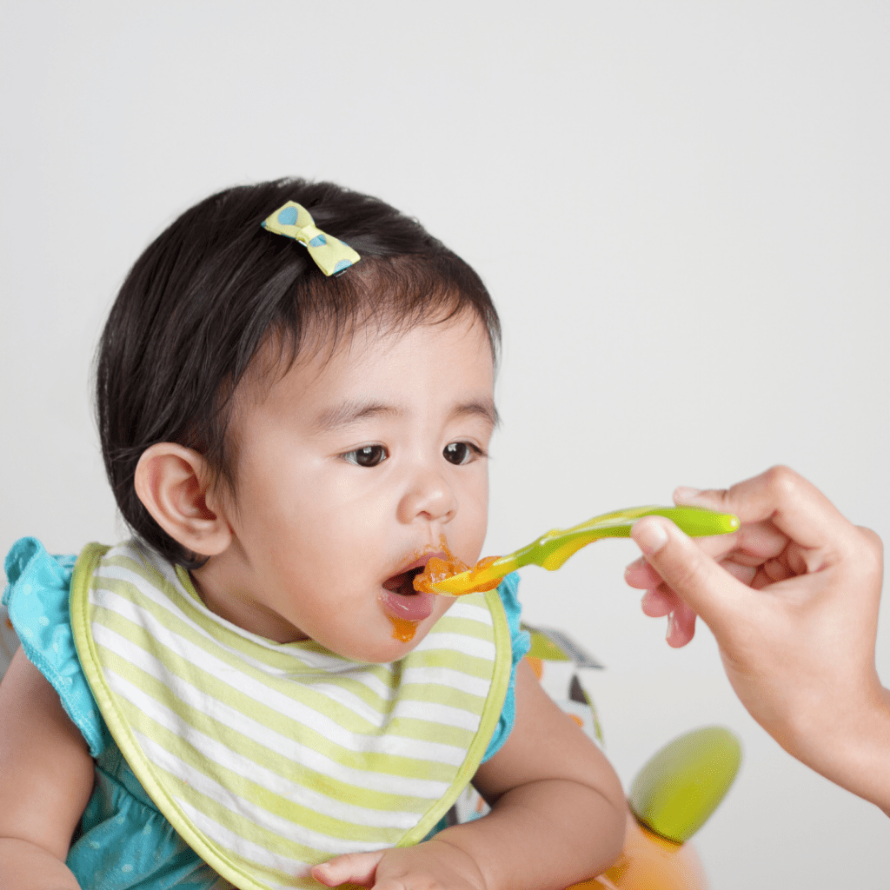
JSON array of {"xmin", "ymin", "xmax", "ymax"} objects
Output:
[{"xmin": 631, "ymin": 516, "xmax": 741, "ymax": 633}]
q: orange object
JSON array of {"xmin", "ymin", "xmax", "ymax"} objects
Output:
[
  {"xmin": 395, "ymin": 548, "xmax": 502, "ymax": 639},
  {"xmin": 566, "ymin": 813, "xmax": 709, "ymax": 890},
  {"xmin": 413, "ymin": 553, "xmax": 502, "ymax": 595},
  {"xmin": 384, "ymin": 539, "xmax": 466, "ymax": 641},
  {"xmin": 388, "ymin": 616, "xmax": 418, "ymax": 642},
  {"xmin": 613, "ymin": 812, "xmax": 709, "ymax": 889}
]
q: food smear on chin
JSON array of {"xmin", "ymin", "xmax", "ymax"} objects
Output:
[
  {"xmin": 413, "ymin": 554, "xmax": 503, "ymax": 596},
  {"xmin": 389, "ymin": 616, "xmax": 418, "ymax": 642}
]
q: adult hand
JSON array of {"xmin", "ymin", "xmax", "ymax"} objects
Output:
[{"xmin": 623, "ymin": 466, "xmax": 890, "ymax": 810}]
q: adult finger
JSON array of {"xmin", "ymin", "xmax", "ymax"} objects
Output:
[
  {"xmin": 673, "ymin": 466, "xmax": 852, "ymax": 553},
  {"xmin": 631, "ymin": 515, "xmax": 750, "ymax": 637},
  {"xmin": 666, "ymin": 601, "xmax": 698, "ymax": 648},
  {"xmin": 640, "ymin": 587, "xmax": 674, "ymax": 617},
  {"xmin": 626, "ymin": 543, "xmax": 759, "ymax": 591}
]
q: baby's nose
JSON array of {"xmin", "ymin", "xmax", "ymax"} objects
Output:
[{"xmin": 397, "ymin": 468, "xmax": 456, "ymax": 524}]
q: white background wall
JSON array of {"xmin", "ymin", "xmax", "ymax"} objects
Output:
[{"xmin": 2, "ymin": 2, "xmax": 888, "ymax": 886}]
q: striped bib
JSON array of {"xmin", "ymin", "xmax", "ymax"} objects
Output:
[{"xmin": 70, "ymin": 542, "xmax": 510, "ymax": 890}]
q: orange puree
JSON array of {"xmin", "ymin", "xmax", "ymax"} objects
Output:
[
  {"xmin": 412, "ymin": 552, "xmax": 468, "ymax": 594},
  {"xmin": 413, "ymin": 553, "xmax": 503, "ymax": 596},
  {"xmin": 389, "ymin": 616, "xmax": 418, "ymax": 642}
]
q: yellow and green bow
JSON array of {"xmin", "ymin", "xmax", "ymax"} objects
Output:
[{"xmin": 261, "ymin": 201, "xmax": 360, "ymax": 276}]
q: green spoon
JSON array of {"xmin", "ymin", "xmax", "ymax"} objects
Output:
[{"xmin": 431, "ymin": 505, "xmax": 739, "ymax": 595}]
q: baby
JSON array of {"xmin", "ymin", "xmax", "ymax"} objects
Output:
[{"xmin": 0, "ymin": 179, "xmax": 625, "ymax": 890}]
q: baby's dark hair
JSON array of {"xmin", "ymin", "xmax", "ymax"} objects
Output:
[{"xmin": 95, "ymin": 178, "xmax": 500, "ymax": 567}]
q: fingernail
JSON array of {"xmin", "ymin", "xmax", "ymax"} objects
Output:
[
  {"xmin": 666, "ymin": 612, "xmax": 675, "ymax": 641},
  {"xmin": 674, "ymin": 486, "xmax": 703, "ymax": 503},
  {"xmin": 635, "ymin": 520, "xmax": 669, "ymax": 555}
]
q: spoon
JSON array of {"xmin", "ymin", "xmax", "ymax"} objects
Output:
[{"xmin": 429, "ymin": 505, "xmax": 739, "ymax": 595}]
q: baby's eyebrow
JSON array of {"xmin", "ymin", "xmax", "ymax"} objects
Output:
[
  {"xmin": 312, "ymin": 398, "xmax": 500, "ymax": 432},
  {"xmin": 453, "ymin": 399, "xmax": 501, "ymax": 429},
  {"xmin": 312, "ymin": 400, "xmax": 399, "ymax": 432}
]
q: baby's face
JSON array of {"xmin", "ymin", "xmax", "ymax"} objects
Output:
[{"xmin": 194, "ymin": 311, "xmax": 497, "ymax": 662}]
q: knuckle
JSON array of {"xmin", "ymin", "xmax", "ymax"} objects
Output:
[
  {"xmin": 855, "ymin": 525, "xmax": 884, "ymax": 570},
  {"xmin": 703, "ymin": 487, "xmax": 733, "ymax": 510},
  {"xmin": 764, "ymin": 464, "xmax": 800, "ymax": 498},
  {"xmin": 662, "ymin": 547, "xmax": 710, "ymax": 595},
  {"xmin": 675, "ymin": 559, "xmax": 707, "ymax": 593}
]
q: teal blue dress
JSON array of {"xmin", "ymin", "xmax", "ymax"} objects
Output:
[{"xmin": 3, "ymin": 538, "xmax": 529, "ymax": 890}]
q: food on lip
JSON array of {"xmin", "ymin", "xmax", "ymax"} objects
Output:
[
  {"xmin": 381, "ymin": 551, "xmax": 442, "ymax": 642},
  {"xmin": 412, "ymin": 552, "xmax": 468, "ymax": 594},
  {"xmin": 413, "ymin": 553, "xmax": 502, "ymax": 596},
  {"xmin": 380, "ymin": 543, "xmax": 502, "ymax": 643},
  {"xmin": 379, "ymin": 581, "xmax": 435, "ymax": 620}
]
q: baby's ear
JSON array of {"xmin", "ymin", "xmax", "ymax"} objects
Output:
[{"xmin": 134, "ymin": 443, "xmax": 232, "ymax": 557}]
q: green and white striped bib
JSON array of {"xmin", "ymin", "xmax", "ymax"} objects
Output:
[{"xmin": 70, "ymin": 541, "xmax": 510, "ymax": 890}]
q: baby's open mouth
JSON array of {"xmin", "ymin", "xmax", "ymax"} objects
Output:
[
  {"xmin": 385, "ymin": 546, "xmax": 500, "ymax": 600},
  {"xmin": 382, "ymin": 566, "xmax": 425, "ymax": 597},
  {"xmin": 379, "ymin": 557, "xmax": 441, "ymax": 639}
]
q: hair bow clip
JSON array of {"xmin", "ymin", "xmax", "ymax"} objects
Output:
[{"xmin": 261, "ymin": 201, "xmax": 360, "ymax": 277}]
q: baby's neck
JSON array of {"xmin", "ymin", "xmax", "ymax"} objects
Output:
[{"xmin": 190, "ymin": 554, "xmax": 308, "ymax": 643}]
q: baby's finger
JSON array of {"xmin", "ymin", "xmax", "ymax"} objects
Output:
[{"xmin": 312, "ymin": 851, "xmax": 385, "ymax": 887}]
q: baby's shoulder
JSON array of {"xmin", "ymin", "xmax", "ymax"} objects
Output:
[{"xmin": 3, "ymin": 537, "xmax": 109, "ymax": 756}]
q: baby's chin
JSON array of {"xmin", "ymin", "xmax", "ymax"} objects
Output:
[
  {"xmin": 324, "ymin": 606, "xmax": 453, "ymax": 664},
  {"xmin": 328, "ymin": 635, "xmax": 423, "ymax": 664}
]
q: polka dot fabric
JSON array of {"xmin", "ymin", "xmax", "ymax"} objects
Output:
[{"xmin": 261, "ymin": 201, "xmax": 360, "ymax": 277}]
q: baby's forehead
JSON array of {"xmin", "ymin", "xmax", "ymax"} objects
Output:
[
  {"xmin": 236, "ymin": 311, "xmax": 495, "ymax": 418},
  {"xmin": 250, "ymin": 308, "xmax": 492, "ymax": 384}
]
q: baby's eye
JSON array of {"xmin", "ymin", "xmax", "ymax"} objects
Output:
[
  {"xmin": 443, "ymin": 442, "xmax": 484, "ymax": 466},
  {"xmin": 342, "ymin": 445, "xmax": 389, "ymax": 467}
]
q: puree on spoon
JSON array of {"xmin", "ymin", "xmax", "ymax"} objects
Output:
[
  {"xmin": 384, "ymin": 548, "xmax": 504, "ymax": 644},
  {"xmin": 413, "ymin": 553, "xmax": 502, "ymax": 596}
]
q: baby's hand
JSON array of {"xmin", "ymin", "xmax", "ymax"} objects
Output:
[{"xmin": 312, "ymin": 839, "xmax": 487, "ymax": 890}]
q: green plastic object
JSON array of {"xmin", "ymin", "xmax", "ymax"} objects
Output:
[
  {"xmin": 629, "ymin": 726, "xmax": 742, "ymax": 844},
  {"xmin": 431, "ymin": 505, "xmax": 740, "ymax": 595}
]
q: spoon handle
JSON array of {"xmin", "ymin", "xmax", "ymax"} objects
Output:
[{"xmin": 432, "ymin": 505, "xmax": 739, "ymax": 595}]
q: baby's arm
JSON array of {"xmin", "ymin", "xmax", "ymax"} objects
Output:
[
  {"xmin": 314, "ymin": 659, "xmax": 626, "ymax": 890},
  {"xmin": 0, "ymin": 648, "xmax": 95, "ymax": 890}
]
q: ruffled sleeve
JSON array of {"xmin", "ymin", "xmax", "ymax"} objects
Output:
[
  {"xmin": 3, "ymin": 537, "xmax": 111, "ymax": 757},
  {"xmin": 481, "ymin": 572, "xmax": 530, "ymax": 762}
]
